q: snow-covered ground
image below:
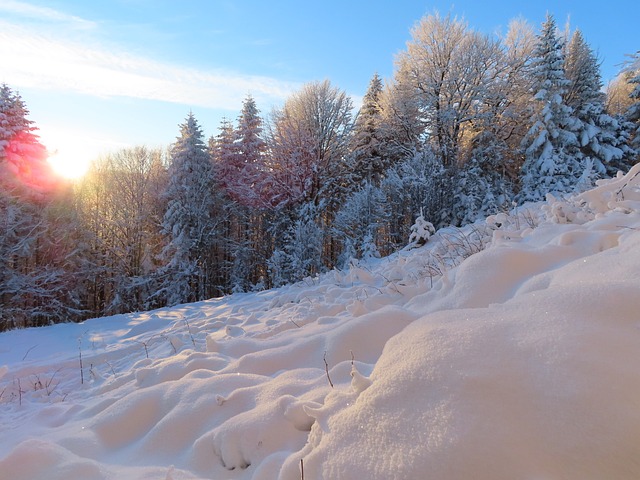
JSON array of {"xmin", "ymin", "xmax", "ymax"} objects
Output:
[{"xmin": 2, "ymin": 165, "xmax": 640, "ymax": 480}]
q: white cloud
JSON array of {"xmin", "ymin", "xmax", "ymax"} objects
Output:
[
  {"xmin": 0, "ymin": 20, "xmax": 300, "ymax": 111},
  {"xmin": 0, "ymin": 0, "xmax": 96, "ymax": 29}
]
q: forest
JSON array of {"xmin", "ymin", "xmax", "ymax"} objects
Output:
[{"xmin": 1, "ymin": 13, "xmax": 639, "ymax": 331}]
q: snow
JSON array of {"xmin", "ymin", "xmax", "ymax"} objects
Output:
[{"xmin": 2, "ymin": 165, "xmax": 640, "ymax": 479}]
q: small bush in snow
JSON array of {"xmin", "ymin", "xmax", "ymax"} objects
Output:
[{"xmin": 409, "ymin": 211, "xmax": 435, "ymax": 246}]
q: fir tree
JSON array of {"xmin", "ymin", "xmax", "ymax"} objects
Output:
[
  {"xmin": 0, "ymin": 84, "xmax": 81, "ymax": 329},
  {"xmin": 351, "ymin": 73, "xmax": 386, "ymax": 183},
  {"xmin": 626, "ymin": 52, "xmax": 640, "ymax": 154},
  {"xmin": 519, "ymin": 15, "xmax": 582, "ymax": 202},
  {"xmin": 333, "ymin": 180, "xmax": 387, "ymax": 267},
  {"xmin": 160, "ymin": 113, "xmax": 220, "ymax": 305},
  {"xmin": 564, "ymin": 30, "xmax": 633, "ymax": 176},
  {"xmin": 0, "ymin": 83, "xmax": 53, "ymax": 193}
]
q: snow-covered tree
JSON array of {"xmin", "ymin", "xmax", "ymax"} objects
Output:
[
  {"xmin": 266, "ymin": 80, "xmax": 354, "ymax": 209},
  {"xmin": 351, "ymin": 73, "xmax": 386, "ymax": 183},
  {"xmin": 625, "ymin": 52, "xmax": 640, "ymax": 153},
  {"xmin": 452, "ymin": 131, "xmax": 514, "ymax": 226},
  {"xmin": 211, "ymin": 117, "xmax": 239, "ymax": 197},
  {"xmin": 0, "ymin": 84, "xmax": 81, "ymax": 329},
  {"xmin": 564, "ymin": 30, "xmax": 633, "ymax": 176},
  {"xmin": 0, "ymin": 83, "xmax": 54, "ymax": 193},
  {"xmin": 214, "ymin": 96, "xmax": 267, "ymax": 207},
  {"xmin": 408, "ymin": 209, "xmax": 435, "ymax": 246},
  {"xmin": 75, "ymin": 147, "xmax": 168, "ymax": 315},
  {"xmin": 519, "ymin": 15, "xmax": 582, "ymax": 202},
  {"xmin": 380, "ymin": 149, "xmax": 450, "ymax": 250},
  {"xmin": 395, "ymin": 13, "xmax": 504, "ymax": 167},
  {"xmin": 160, "ymin": 113, "xmax": 221, "ymax": 305},
  {"xmin": 333, "ymin": 180, "xmax": 387, "ymax": 267},
  {"xmin": 267, "ymin": 202, "xmax": 325, "ymax": 285}
]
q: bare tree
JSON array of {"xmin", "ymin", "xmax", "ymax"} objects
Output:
[{"xmin": 394, "ymin": 13, "xmax": 504, "ymax": 166}]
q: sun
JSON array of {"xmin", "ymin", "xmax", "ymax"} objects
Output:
[{"xmin": 47, "ymin": 146, "xmax": 94, "ymax": 180}]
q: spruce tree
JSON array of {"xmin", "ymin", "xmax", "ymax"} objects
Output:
[
  {"xmin": 0, "ymin": 84, "xmax": 81, "ymax": 329},
  {"xmin": 519, "ymin": 15, "xmax": 582, "ymax": 202},
  {"xmin": 564, "ymin": 30, "xmax": 633, "ymax": 176},
  {"xmin": 626, "ymin": 52, "xmax": 640, "ymax": 154},
  {"xmin": 160, "ymin": 113, "xmax": 219, "ymax": 305},
  {"xmin": 351, "ymin": 73, "xmax": 385, "ymax": 183},
  {"xmin": 0, "ymin": 83, "xmax": 52, "ymax": 192}
]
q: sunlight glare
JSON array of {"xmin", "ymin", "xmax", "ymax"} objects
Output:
[{"xmin": 47, "ymin": 146, "xmax": 93, "ymax": 180}]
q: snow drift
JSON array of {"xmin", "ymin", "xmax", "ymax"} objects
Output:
[{"xmin": 1, "ymin": 165, "xmax": 640, "ymax": 479}]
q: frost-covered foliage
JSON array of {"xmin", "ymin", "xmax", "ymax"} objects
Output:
[
  {"xmin": 519, "ymin": 15, "xmax": 583, "ymax": 202},
  {"xmin": 333, "ymin": 181, "xmax": 387, "ymax": 267},
  {"xmin": 564, "ymin": 30, "xmax": 634, "ymax": 177},
  {"xmin": 0, "ymin": 84, "xmax": 82, "ymax": 330},
  {"xmin": 408, "ymin": 209, "xmax": 435, "ymax": 246},
  {"xmin": 452, "ymin": 132, "xmax": 515, "ymax": 226},
  {"xmin": 382, "ymin": 149, "xmax": 451, "ymax": 232},
  {"xmin": 213, "ymin": 96, "xmax": 267, "ymax": 208},
  {"xmin": 394, "ymin": 13, "xmax": 504, "ymax": 167},
  {"xmin": 160, "ymin": 113, "xmax": 220, "ymax": 305},
  {"xmin": 267, "ymin": 202, "xmax": 326, "ymax": 286},
  {"xmin": 351, "ymin": 73, "xmax": 386, "ymax": 183},
  {"xmin": 626, "ymin": 52, "xmax": 640, "ymax": 152},
  {"xmin": 0, "ymin": 84, "xmax": 53, "ymax": 193}
]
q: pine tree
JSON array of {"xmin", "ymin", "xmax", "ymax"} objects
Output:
[
  {"xmin": 452, "ymin": 132, "xmax": 513, "ymax": 226},
  {"xmin": 0, "ymin": 84, "xmax": 81, "ymax": 329},
  {"xmin": 333, "ymin": 180, "xmax": 387, "ymax": 267},
  {"xmin": 351, "ymin": 73, "xmax": 386, "ymax": 183},
  {"xmin": 564, "ymin": 30, "xmax": 633, "ymax": 176},
  {"xmin": 236, "ymin": 95, "xmax": 266, "ymax": 193},
  {"xmin": 519, "ymin": 15, "xmax": 582, "ymax": 202},
  {"xmin": 216, "ymin": 95, "xmax": 268, "ymax": 208},
  {"xmin": 0, "ymin": 83, "xmax": 53, "ymax": 193},
  {"xmin": 160, "ymin": 113, "xmax": 220, "ymax": 305}
]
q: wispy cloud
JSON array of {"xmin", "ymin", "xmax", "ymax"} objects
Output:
[
  {"xmin": 0, "ymin": 0, "xmax": 96, "ymax": 29},
  {"xmin": 0, "ymin": 15, "xmax": 299, "ymax": 111}
]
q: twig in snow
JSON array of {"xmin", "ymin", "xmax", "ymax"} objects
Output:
[
  {"xmin": 300, "ymin": 458, "xmax": 304, "ymax": 480},
  {"xmin": 17, "ymin": 377, "xmax": 23, "ymax": 406},
  {"xmin": 616, "ymin": 169, "xmax": 640, "ymax": 200},
  {"xmin": 183, "ymin": 319, "xmax": 196, "ymax": 348},
  {"xmin": 136, "ymin": 339, "xmax": 150, "ymax": 358},
  {"xmin": 22, "ymin": 344, "xmax": 38, "ymax": 361},
  {"xmin": 78, "ymin": 339, "xmax": 84, "ymax": 385},
  {"xmin": 323, "ymin": 351, "xmax": 334, "ymax": 388},
  {"xmin": 290, "ymin": 318, "xmax": 301, "ymax": 328}
]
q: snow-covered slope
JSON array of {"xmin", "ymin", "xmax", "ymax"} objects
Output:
[{"xmin": 2, "ymin": 165, "xmax": 640, "ymax": 480}]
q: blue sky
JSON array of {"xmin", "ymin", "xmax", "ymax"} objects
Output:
[{"xmin": 0, "ymin": 0, "xmax": 637, "ymax": 172}]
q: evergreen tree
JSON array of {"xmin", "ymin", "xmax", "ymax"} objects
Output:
[
  {"xmin": 351, "ymin": 73, "xmax": 386, "ymax": 183},
  {"xmin": 0, "ymin": 83, "xmax": 53, "ymax": 192},
  {"xmin": 215, "ymin": 96, "xmax": 268, "ymax": 207},
  {"xmin": 333, "ymin": 180, "xmax": 387, "ymax": 267},
  {"xmin": 626, "ymin": 52, "xmax": 640, "ymax": 153},
  {"xmin": 0, "ymin": 84, "xmax": 81, "ymax": 330},
  {"xmin": 267, "ymin": 202, "xmax": 325, "ymax": 285},
  {"xmin": 211, "ymin": 117, "xmax": 240, "ymax": 200},
  {"xmin": 519, "ymin": 15, "xmax": 582, "ymax": 202},
  {"xmin": 452, "ymin": 132, "xmax": 513, "ymax": 226},
  {"xmin": 160, "ymin": 113, "xmax": 220, "ymax": 305},
  {"xmin": 564, "ymin": 30, "xmax": 633, "ymax": 176}
]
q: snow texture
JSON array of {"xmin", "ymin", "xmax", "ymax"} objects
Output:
[{"xmin": 2, "ymin": 164, "xmax": 640, "ymax": 479}]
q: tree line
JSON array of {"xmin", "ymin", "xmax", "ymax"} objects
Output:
[{"xmin": 1, "ymin": 13, "xmax": 639, "ymax": 330}]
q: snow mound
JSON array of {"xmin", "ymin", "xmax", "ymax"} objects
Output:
[{"xmin": 1, "ymin": 163, "xmax": 640, "ymax": 479}]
